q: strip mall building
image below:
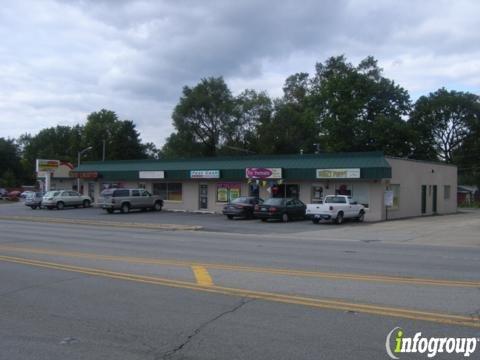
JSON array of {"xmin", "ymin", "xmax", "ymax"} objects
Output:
[{"xmin": 72, "ymin": 152, "xmax": 457, "ymax": 221}]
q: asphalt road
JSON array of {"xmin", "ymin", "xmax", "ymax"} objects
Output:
[{"xmin": 0, "ymin": 214, "xmax": 479, "ymax": 359}]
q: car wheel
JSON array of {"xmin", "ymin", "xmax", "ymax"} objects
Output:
[
  {"xmin": 83, "ymin": 200, "xmax": 91, "ymax": 208},
  {"xmin": 153, "ymin": 201, "xmax": 162, "ymax": 211},
  {"xmin": 312, "ymin": 218, "xmax": 319, "ymax": 224},
  {"xmin": 121, "ymin": 203, "xmax": 130, "ymax": 213},
  {"xmin": 56, "ymin": 201, "xmax": 65, "ymax": 210},
  {"xmin": 227, "ymin": 215, "xmax": 234, "ymax": 220},
  {"xmin": 282, "ymin": 213, "xmax": 289, "ymax": 223},
  {"xmin": 106, "ymin": 208, "xmax": 114, "ymax": 214},
  {"xmin": 31, "ymin": 205, "xmax": 37, "ymax": 210},
  {"xmin": 261, "ymin": 218, "xmax": 267, "ymax": 222},
  {"xmin": 335, "ymin": 212, "xmax": 344, "ymax": 224},
  {"xmin": 356, "ymin": 211, "xmax": 365, "ymax": 222}
]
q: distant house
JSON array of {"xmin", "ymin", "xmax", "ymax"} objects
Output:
[{"xmin": 457, "ymin": 185, "xmax": 479, "ymax": 205}]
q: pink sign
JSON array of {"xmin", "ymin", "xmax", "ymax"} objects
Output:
[{"xmin": 245, "ymin": 167, "xmax": 282, "ymax": 179}]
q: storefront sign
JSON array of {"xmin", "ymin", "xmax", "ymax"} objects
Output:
[
  {"xmin": 316, "ymin": 168, "xmax": 360, "ymax": 179},
  {"xmin": 384, "ymin": 190, "xmax": 394, "ymax": 207},
  {"xmin": 245, "ymin": 167, "xmax": 282, "ymax": 179},
  {"xmin": 73, "ymin": 171, "xmax": 98, "ymax": 179},
  {"xmin": 190, "ymin": 170, "xmax": 220, "ymax": 179},
  {"xmin": 36, "ymin": 159, "xmax": 60, "ymax": 172},
  {"xmin": 139, "ymin": 171, "xmax": 165, "ymax": 179}
]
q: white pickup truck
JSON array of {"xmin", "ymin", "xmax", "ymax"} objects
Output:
[{"xmin": 306, "ymin": 195, "xmax": 365, "ymax": 224}]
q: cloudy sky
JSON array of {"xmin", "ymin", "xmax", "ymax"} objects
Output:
[{"xmin": 1, "ymin": 0, "xmax": 479, "ymax": 147}]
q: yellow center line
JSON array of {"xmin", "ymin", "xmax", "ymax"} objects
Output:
[
  {"xmin": 191, "ymin": 265, "xmax": 214, "ymax": 286},
  {"xmin": 0, "ymin": 254, "xmax": 478, "ymax": 328},
  {"xmin": 0, "ymin": 245, "xmax": 477, "ymax": 288}
]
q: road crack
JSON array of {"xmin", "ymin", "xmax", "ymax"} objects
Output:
[
  {"xmin": 0, "ymin": 275, "xmax": 85, "ymax": 298},
  {"xmin": 158, "ymin": 298, "xmax": 254, "ymax": 359}
]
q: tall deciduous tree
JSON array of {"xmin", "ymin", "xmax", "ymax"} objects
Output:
[
  {"xmin": 83, "ymin": 109, "xmax": 147, "ymax": 160},
  {"xmin": 409, "ymin": 88, "xmax": 480, "ymax": 163},
  {"xmin": 310, "ymin": 56, "xmax": 412, "ymax": 156},
  {"xmin": 0, "ymin": 138, "xmax": 22, "ymax": 186},
  {"xmin": 163, "ymin": 77, "xmax": 235, "ymax": 157}
]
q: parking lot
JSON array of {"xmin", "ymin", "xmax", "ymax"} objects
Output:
[{"xmin": 1, "ymin": 200, "xmax": 479, "ymax": 246}]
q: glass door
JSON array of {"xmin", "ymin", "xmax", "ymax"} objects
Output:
[{"xmin": 199, "ymin": 184, "xmax": 208, "ymax": 209}]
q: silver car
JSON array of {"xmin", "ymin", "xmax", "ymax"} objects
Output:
[
  {"xmin": 42, "ymin": 190, "xmax": 92, "ymax": 210},
  {"xmin": 100, "ymin": 188, "xmax": 163, "ymax": 214}
]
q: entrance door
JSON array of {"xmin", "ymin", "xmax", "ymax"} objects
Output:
[
  {"xmin": 199, "ymin": 184, "xmax": 208, "ymax": 209},
  {"xmin": 421, "ymin": 185, "xmax": 427, "ymax": 214},
  {"xmin": 432, "ymin": 185, "xmax": 437, "ymax": 213}
]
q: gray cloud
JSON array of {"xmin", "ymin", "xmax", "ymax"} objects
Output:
[{"xmin": 0, "ymin": 0, "xmax": 479, "ymax": 146}]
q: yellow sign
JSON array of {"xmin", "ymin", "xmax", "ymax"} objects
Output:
[
  {"xmin": 36, "ymin": 159, "xmax": 60, "ymax": 172},
  {"xmin": 316, "ymin": 168, "xmax": 360, "ymax": 179}
]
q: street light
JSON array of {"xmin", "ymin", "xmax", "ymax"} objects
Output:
[{"xmin": 77, "ymin": 146, "xmax": 93, "ymax": 193}]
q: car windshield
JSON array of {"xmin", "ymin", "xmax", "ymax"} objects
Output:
[
  {"xmin": 264, "ymin": 198, "xmax": 286, "ymax": 206},
  {"xmin": 324, "ymin": 196, "xmax": 347, "ymax": 204},
  {"xmin": 231, "ymin": 197, "xmax": 251, "ymax": 204},
  {"xmin": 44, "ymin": 191, "xmax": 60, "ymax": 197},
  {"xmin": 100, "ymin": 189, "xmax": 115, "ymax": 197}
]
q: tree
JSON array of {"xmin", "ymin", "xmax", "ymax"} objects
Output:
[
  {"xmin": 310, "ymin": 56, "xmax": 412, "ymax": 156},
  {"xmin": 0, "ymin": 138, "xmax": 22, "ymax": 186},
  {"xmin": 221, "ymin": 89, "xmax": 273, "ymax": 154},
  {"xmin": 409, "ymin": 88, "xmax": 480, "ymax": 163},
  {"xmin": 163, "ymin": 77, "xmax": 235, "ymax": 157},
  {"xmin": 83, "ymin": 109, "xmax": 147, "ymax": 160}
]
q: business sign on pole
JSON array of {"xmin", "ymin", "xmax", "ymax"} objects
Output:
[
  {"xmin": 36, "ymin": 159, "xmax": 60, "ymax": 173},
  {"xmin": 316, "ymin": 168, "xmax": 361, "ymax": 179},
  {"xmin": 245, "ymin": 168, "xmax": 282, "ymax": 179},
  {"xmin": 139, "ymin": 171, "xmax": 165, "ymax": 179},
  {"xmin": 190, "ymin": 170, "xmax": 220, "ymax": 179}
]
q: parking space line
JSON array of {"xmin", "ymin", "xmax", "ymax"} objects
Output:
[
  {"xmin": 0, "ymin": 254, "xmax": 478, "ymax": 328},
  {"xmin": 0, "ymin": 245, "xmax": 478, "ymax": 288},
  {"xmin": 191, "ymin": 266, "xmax": 214, "ymax": 286}
]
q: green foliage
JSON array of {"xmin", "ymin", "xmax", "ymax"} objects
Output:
[
  {"xmin": 0, "ymin": 138, "xmax": 22, "ymax": 186},
  {"xmin": 163, "ymin": 77, "xmax": 235, "ymax": 157},
  {"xmin": 409, "ymin": 88, "xmax": 480, "ymax": 163},
  {"xmin": 311, "ymin": 56, "xmax": 412, "ymax": 156}
]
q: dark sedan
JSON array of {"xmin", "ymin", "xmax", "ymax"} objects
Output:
[
  {"xmin": 222, "ymin": 196, "xmax": 264, "ymax": 219},
  {"xmin": 254, "ymin": 197, "xmax": 306, "ymax": 222}
]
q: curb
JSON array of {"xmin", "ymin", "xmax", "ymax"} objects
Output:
[{"xmin": 0, "ymin": 216, "xmax": 203, "ymax": 231}]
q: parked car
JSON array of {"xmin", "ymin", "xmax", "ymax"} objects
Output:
[
  {"xmin": 20, "ymin": 190, "xmax": 36, "ymax": 199},
  {"xmin": 306, "ymin": 195, "xmax": 365, "ymax": 224},
  {"xmin": 222, "ymin": 196, "xmax": 264, "ymax": 219},
  {"xmin": 0, "ymin": 188, "xmax": 8, "ymax": 198},
  {"xmin": 7, "ymin": 190, "xmax": 21, "ymax": 201},
  {"xmin": 25, "ymin": 192, "xmax": 45, "ymax": 209},
  {"xmin": 254, "ymin": 197, "xmax": 306, "ymax": 222},
  {"xmin": 100, "ymin": 188, "xmax": 163, "ymax": 214},
  {"xmin": 42, "ymin": 190, "xmax": 92, "ymax": 210}
]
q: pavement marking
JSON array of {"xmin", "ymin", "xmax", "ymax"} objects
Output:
[
  {"xmin": 0, "ymin": 245, "xmax": 478, "ymax": 288},
  {"xmin": 0, "ymin": 254, "xmax": 478, "ymax": 328},
  {"xmin": 0, "ymin": 216, "xmax": 202, "ymax": 231},
  {"xmin": 191, "ymin": 266, "xmax": 214, "ymax": 286}
]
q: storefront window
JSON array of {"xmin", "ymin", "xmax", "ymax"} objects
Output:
[
  {"xmin": 249, "ymin": 183, "xmax": 260, "ymax": 199},
  {"xmin": 351, "ymin": 183, "xmax": 369, "ymax": 208},
  {"xmin": 387, "ymin": 184, "xmax": 400, "ymax": 209},
  {"xmin": 444, "ymin": 185, "xmax": 451, "ymax": 200},
  {"xmin": 272, "ymin": 184, "xmax": 299, "ymax": 199},
  {"xmin": 311, "ymin": 185, "xmax": 323, "ymax": 203},
  {"xmin": 153, "ymin": 183, "xmax": 182, "ymax": 201},
  {"xmin": 217, "ymin": 183, "xmax": 241, "ymax": 202},
  {"xmin": 335, "ymin": 184, "xmax": 352, "ymax": 196}
]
